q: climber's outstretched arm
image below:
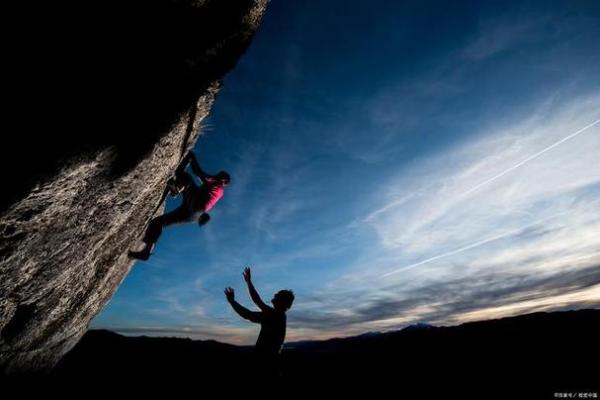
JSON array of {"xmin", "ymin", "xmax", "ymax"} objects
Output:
[
  {"xmin": 174, "ymin": 152, "xmax": 192, "ymax": 177},
  {"xmin": 188, "ymin": 152, "xmax": 212, "ymax": 183}
]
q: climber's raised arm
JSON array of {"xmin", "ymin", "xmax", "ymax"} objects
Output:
[{"xmin": 188, "ymin": 151, "xmax": 213, "ymax": 183}]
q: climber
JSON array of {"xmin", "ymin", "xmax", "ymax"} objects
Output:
[
  {"xmin": 128, "ymin": 151, "xmax": 230, "ymax": 261},
  {"xmin": 225, "ymin": 267, "xmax": 295, "ymax": 377}
]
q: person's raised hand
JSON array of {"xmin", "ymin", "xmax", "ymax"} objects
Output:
[
  {"xmin": 243, "ymin": 267, "xmax": 252, "ymax": 283},
  {"xmin": 224, "ymin": 287, "xmax": 235, "ymax": 302}
]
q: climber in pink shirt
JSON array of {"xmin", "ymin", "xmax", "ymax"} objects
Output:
[{"xmin": 129, "ymin": 151, "xmax": 230, "ymax": 261}]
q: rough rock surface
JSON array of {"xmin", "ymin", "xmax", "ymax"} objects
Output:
[{"xmin": 0, "ymin": 0, "xmax": 267, "ymax": 374}]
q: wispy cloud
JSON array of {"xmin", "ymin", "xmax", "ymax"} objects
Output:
[
  {"xmin": 464, "ymin": 14, "xmax": 550, "ymax": 60},
  {"xmin": 371, "ymin": 96, "xmax": 598, "ymax": 252},
  {"xmin": 285, "ymin": 94, "xmax": 600, "ymax": 338},
  {"xmin": 381, "ymin": 210, "xmax": 571, "ymax": 277}
]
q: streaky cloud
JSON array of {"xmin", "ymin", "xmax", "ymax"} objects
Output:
[
  {"xmin": 459, "ymin": 119, "xmax": 599, "ymax": 198},
  {"xmin": 381, "ymin": 211, "xmax": 569, "ymax": 277}
]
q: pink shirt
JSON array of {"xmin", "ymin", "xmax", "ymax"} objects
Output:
[{"xmin": 200, "ymin": 177, "xmax": 225, "ymax": 212}]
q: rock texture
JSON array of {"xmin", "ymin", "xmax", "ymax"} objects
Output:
[{"xmin": 0, "ymin": 0, "xmax": 267, "ymax": 374}]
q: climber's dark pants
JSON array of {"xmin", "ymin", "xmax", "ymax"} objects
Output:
[{"xmin": 143, "ymin": 172, "xmax": 205, "ymax": 245}]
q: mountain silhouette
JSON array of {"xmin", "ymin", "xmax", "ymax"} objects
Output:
[{"xmin": 51, "ymin": 309, "xmax": 600, "ymax": 395}]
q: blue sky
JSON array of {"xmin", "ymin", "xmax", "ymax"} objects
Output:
[{"xmin": 93, "ymin": 0, "xmax": 600, "ymax": 344}]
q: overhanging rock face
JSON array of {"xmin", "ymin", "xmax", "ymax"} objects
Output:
[{"xmin": 0, "ymin": 0, "xmax": 267, "ymax": 374}]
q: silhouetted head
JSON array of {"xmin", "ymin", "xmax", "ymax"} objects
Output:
[
  {"xmin": 198, "ymin": 212, "xmax": 211, "ymax": 226},
  {"xmin": 271, "ymin": 290, "xmax": 294, "ymax": 312},
  {"xmin": 216, "ymin": 171, "xmax": 230, "ymax": 185}
]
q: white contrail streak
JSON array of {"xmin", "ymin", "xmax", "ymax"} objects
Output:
[
  {"xmin": 378, "ymin": 119, "xmax": 599, "ymax": 278},
  {"xmin": 460, "ymin": 119, "xmax": 600, "ymax": 198},
  {"xmin": 365, "ymin": 119, "xmax": 599, "ymax": 223},
  {"xmin": 381, "ymin": 212, "xmax": 568, "ymax": 278}
]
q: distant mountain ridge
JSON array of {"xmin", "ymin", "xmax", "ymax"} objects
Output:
[{"xmin": 51, "ymin": 308, "xmax": 600, "ymax": 395}]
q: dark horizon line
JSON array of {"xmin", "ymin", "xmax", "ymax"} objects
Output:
[{"xmin": 91, "ymin": 307, "xmax": 600, "ymax": 347}]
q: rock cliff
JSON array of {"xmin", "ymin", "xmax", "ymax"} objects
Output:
[{"xmin": 0, "ymin": 0, "xmax": 267, "ymax": 374}]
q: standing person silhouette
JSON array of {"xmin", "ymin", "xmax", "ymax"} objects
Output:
[{"xmin": 225, "ymin": 267, "xmax": 295, "ymax": 377}]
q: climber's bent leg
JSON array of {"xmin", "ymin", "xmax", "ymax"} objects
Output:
[{"xmin": 128, "ymin": 206, "xmax": 191, "ymax": 261}]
